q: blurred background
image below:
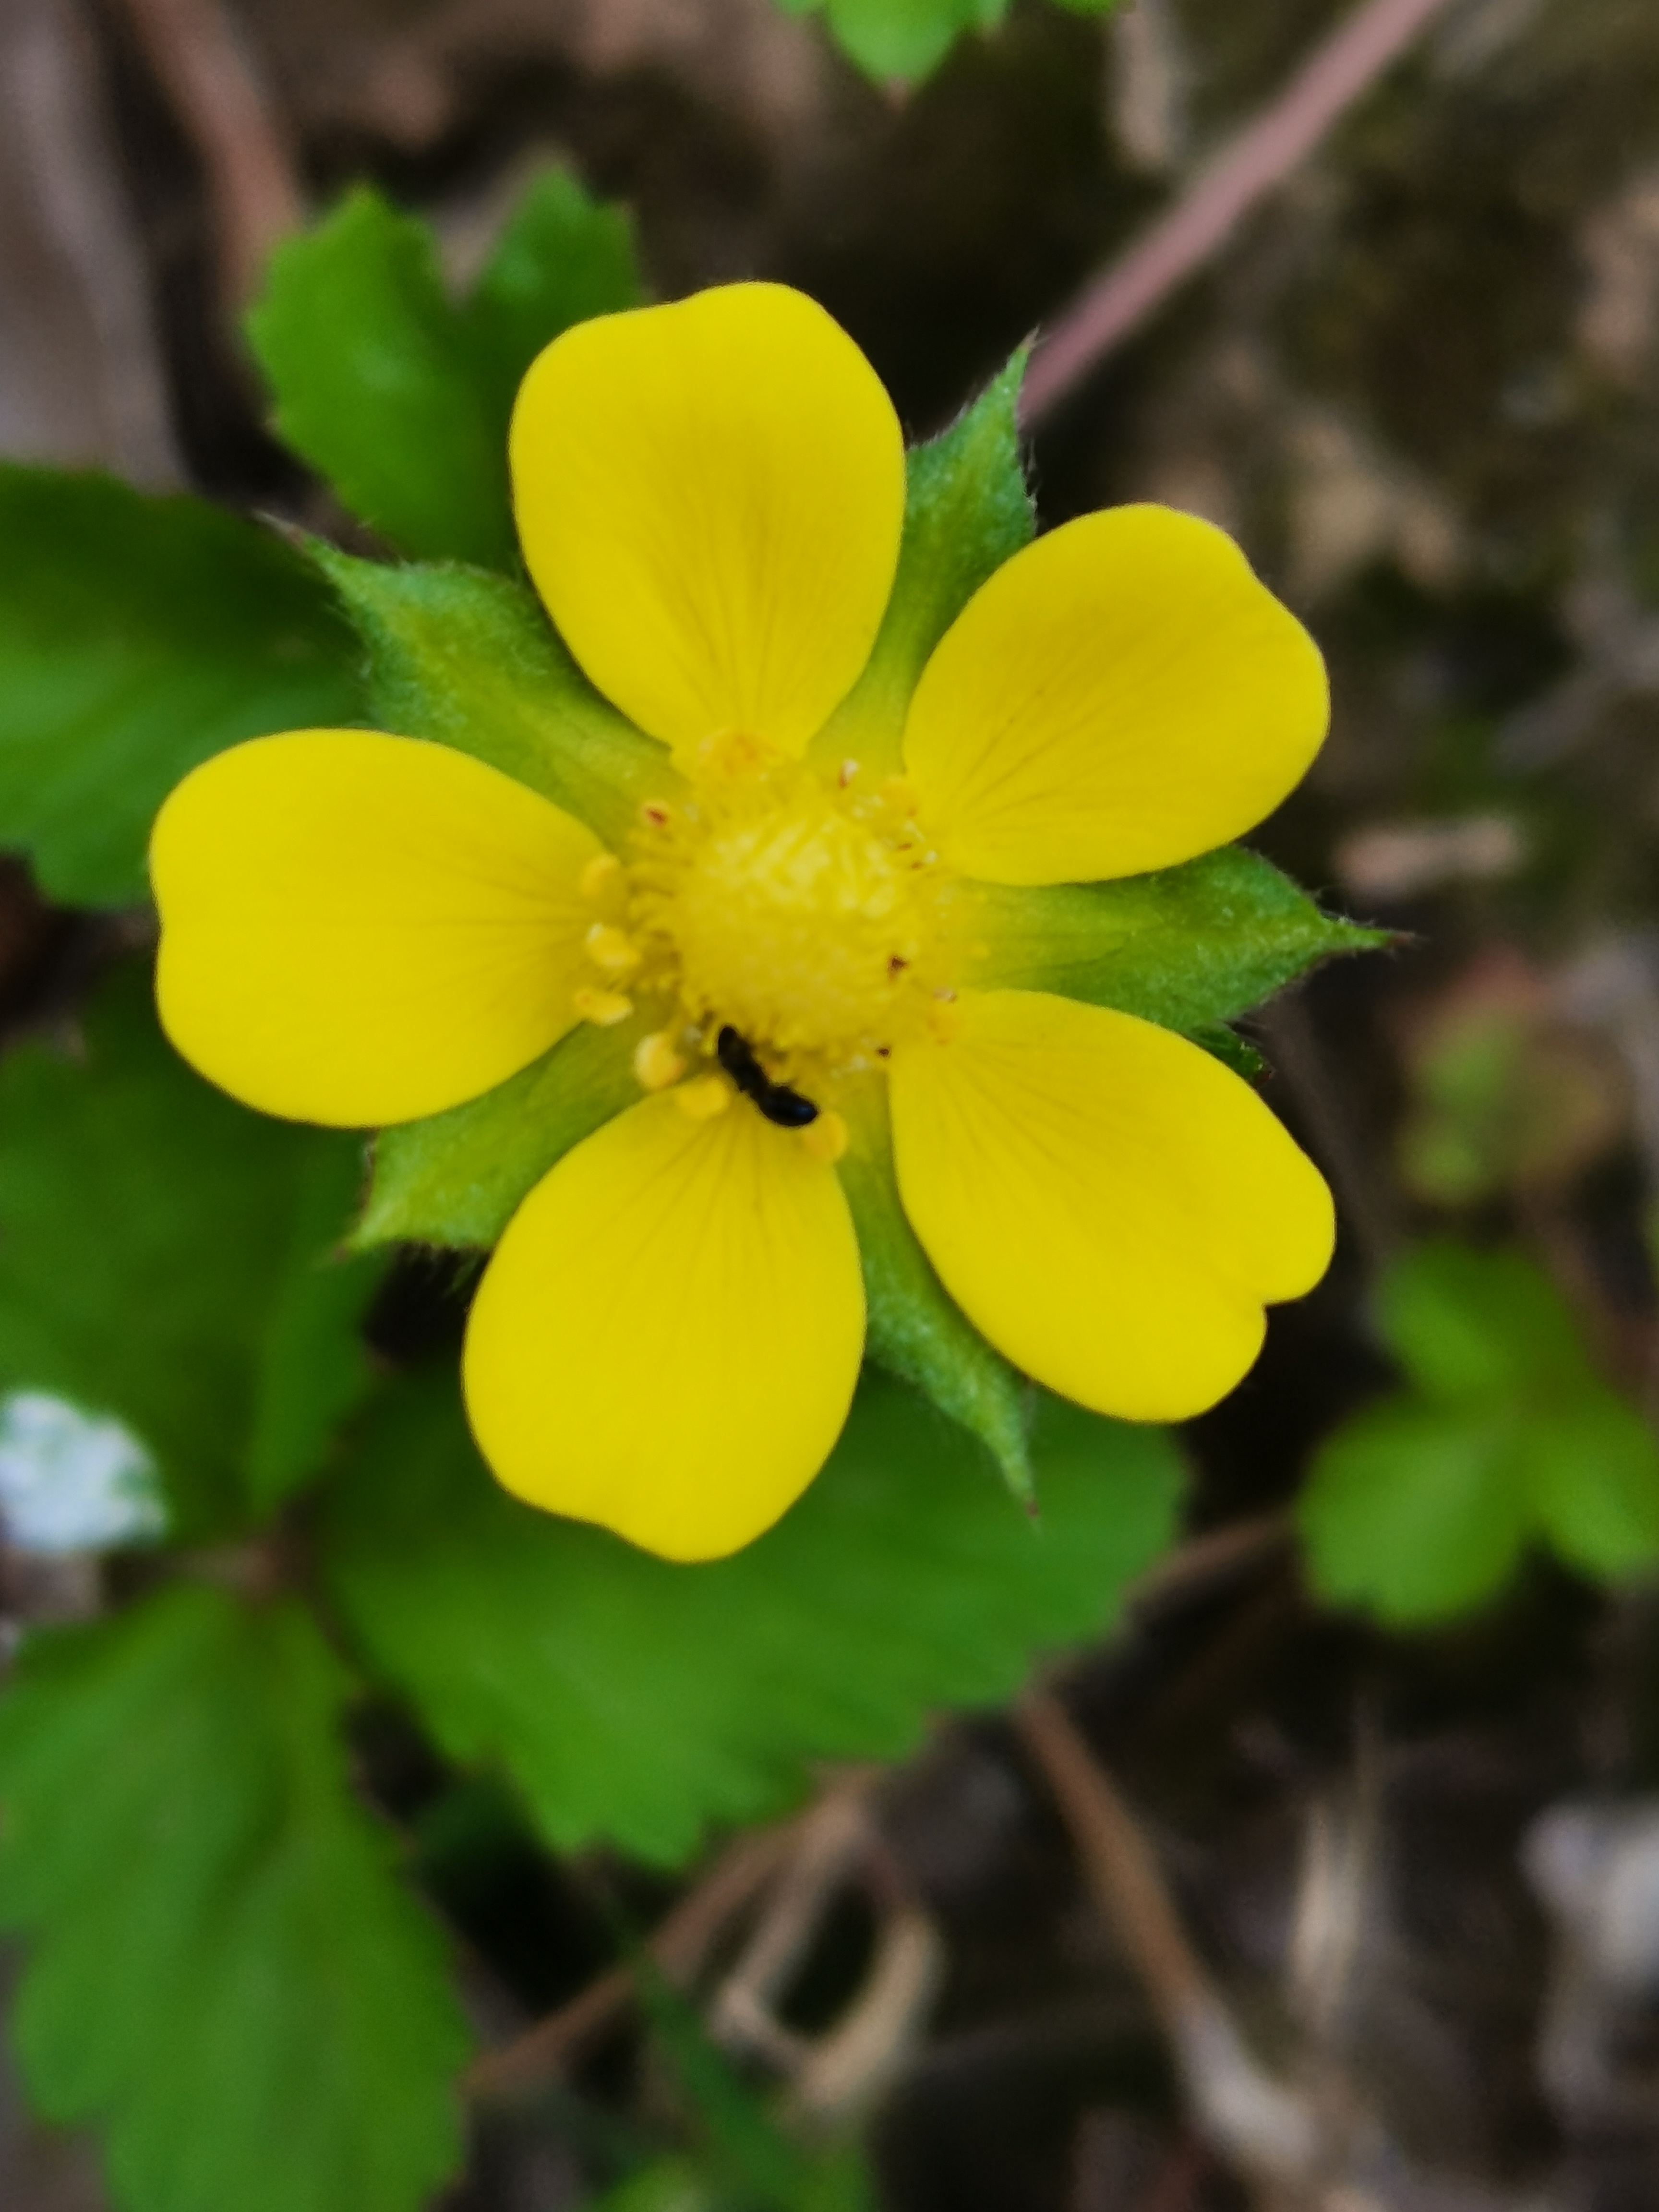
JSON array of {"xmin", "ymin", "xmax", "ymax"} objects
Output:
[{"xmin": 11, "ymin": 0, "xmax": 1659, "ymax": 2206}]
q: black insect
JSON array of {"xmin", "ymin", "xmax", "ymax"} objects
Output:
[{"xmin": 716, "ymin": 1026, "xmax": 819, "ymax": 1128}]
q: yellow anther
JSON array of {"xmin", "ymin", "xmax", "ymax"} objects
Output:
[
  {"xmin": 584, "ymin": 922, "xmax": 642, "ymax": 976},
  {"xmin": 574, "ymin": 986, "xmax": 634, "ymax": 1027},
  {"xmin": 674, "ymin": 1072, "xmax": 733, "ymax": 1119},
  {"xmin": 579, "ymin": 853, "xmax": 621, "ymax": 900},
  {"xmin": 633, "ymin": 1031, "xmax": 687, "ymax": 1092},
  {"xmin": 799, "ymin": 1109, "xmax": 848, "ymax": 1164}
]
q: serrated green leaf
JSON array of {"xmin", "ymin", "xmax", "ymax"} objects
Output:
[
  {"xmin": 1298, "ymin": 1400, "xmax": 1528, "ymax": 1625},
  {"xmin": 0, "ymin": 467, "xmax": 361, "ymax": 906},
  {"xmin": 1521, "ymin": 1399, "xmax": 1659, "ymax": 1581},
  {"xmin": 0, "ymin": 1584, "xmax": 469, "ymax": 2212},
  {"xmin": 963, "ymin": 845, "xmax": 1387, "ymax": 1036},
  {"xmin": 354, "ymin": 1019, "xmax": 641, "ymax": 1250},
  {"xmin": 815, "ymin": 352, "xmax": 1033, "ymax": 777},
  {"xmin": 247, "ymin": 174, "xmax": 641, "ymax": 566},
  {"xmin": 461, "ymin": 168, "xmax": 642, "ymax": 424},
  {"xmin": 0, "ymin": 964, "xmax": 384, "ymax": 1537},
  {"xmin": 837, "ymin": 1075, "xmax": 1033, "ymax": 1501},
  {"xmin": 1379, "ymin": 1241, "xmax": 1595, "ymax": 1404},
  {"xmin": 322, "ymin": 1366, "xmax": 1181, "ymax": 1867},
  {"xmin": 312, "ymin": 548, "xmax": 673, "ymax": 850}
]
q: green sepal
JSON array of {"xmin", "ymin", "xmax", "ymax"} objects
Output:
[
  {"xmin": 0, "ymin": 1584, "xmax": 469, "ymax": 2212},
  {"xmin": 310, "ymin": 547, "xmax": 674, "ymax": 849},
  {"xmin": 0, "ymin": 466, "xmax": 361, "ymax": 907},
  {"xmin": 962, "ymin": 845, "xmax": 1389, "ymax": 1034},
  {"xmin": 1189, "ymin": 1023, "xmax": 1266, "ymax": 1079},
  {"xmin": 837, "ymin": 1075, "xmax": 1033, "ymax": 1503},
  {"xmin": 246, "ymin": 173, "xmax": 641, "ymax": 567},
  {"xmin": 353, "ymin": 1020, "xmax": 642, "ymax": 1251},
  {"xmin": 321, "ymin": 1365, "xmax": 1181, "ymax": 1867},
  {"xmin": 1298, "ymin": 1241, "xmax": 1659, "ymax": 1627},
  {"xmin": 814, "ymin": 350, "xmax": 1033, "ymax": 777}
]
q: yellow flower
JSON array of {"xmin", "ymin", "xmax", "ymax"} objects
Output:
[{"xmin": 149, "ymin": 283, "xmax": 1334, "ymax": 1563}]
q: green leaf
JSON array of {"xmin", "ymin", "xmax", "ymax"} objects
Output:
[
  {"xmin": 354, "ymin": 1019, "xmax": 641, "ymax": 1250},
  {"xmin": 964, "ymin": 845, "xmax": 1388, "ymax": 1037},
  {"xmin": 838, "ymin": 1075, "xmax": 1033, "ymax": 1501},
  {"xmin": 1299, "ymin": 1242, "xmax": 1659, "ymax": 1626},
  {"xmin": 815, "ymin": 352, "xmax": 1033, "ymax": 776},
  {"xmin": 0, "ymin": 963, "xmax": 384, "ymax": 1537},
  {"xmin": 0, "ymin": 1584, "xmax": 469, "ymax": 2212},
  {"xmin": 247, "ymin": 174, "xmax": 641, "ymax": 566},
  {"xmin": 461, "ymin": 168, "xmax": 642, "ymax": 424},
  {"xmin": 812, "ymin": 0, "xmax": 1007, "ymax": 80},
  {"xmin": 1379, "ymin": 1241, "xmax": 1595, "ymax": 1404},
  {"xmin": 322, "ymin": 1365, "xmax": 1181, "ymax": 1866},
  {"xmin": 0, "ymin": 466, "xmax": 361, "ymax": 906},
  {"xmin": 312, "ymin": 548, "xmax": 672, "ymax": 851},
  {"xmin": 1522, "ymin": 1399, "xmax": 1659, "ymax": 1581},
  {"xmin": 1298, "ymin": 1400, "xmax": 1528, "ymax": 1626}
]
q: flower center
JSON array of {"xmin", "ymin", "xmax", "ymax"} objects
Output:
[{"xmin": 571, "ymin": 738, "xmax": 958, "ymax": 1136}]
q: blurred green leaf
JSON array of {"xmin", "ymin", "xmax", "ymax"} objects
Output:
[
  {"xmin": 787, "ymin": 0, "xmax": 1120, "ymax": 81},
  {"xmin": 1299, "ymin": 1401, "xmax": 1527, "ymax": 1624},
  {"xmin": 323, "ymin": 1366, "xmax": 1181, "ymax": 1866},
  {"xmin": 248, "ymin": 172, "xmax": 641, "ymax": 565},
  {"xmin": 0, "ymin": 964, "xmax": 384, "ymax": 1537},
  {"xmin": 311, "ymin": 547, "xmax": 671, "ymax": 852},
  {"xmin": 966, "ymin": 846, "xmax": 1387, "ymax": 1039},
  {"xmin": 0, "ymin": 467, "xmax": 361, "ymax": 906},
  {"xmin": 815, "ymin": 350, "xmax": 1033, "ymax": 775},
  {"xmin": 0, "ymin": 1583, "xmax": 469, "ymax": 2212},
  {"xmin": 1299, "ymin": 1243, "xmax": 1659, "ymax": 1625}
]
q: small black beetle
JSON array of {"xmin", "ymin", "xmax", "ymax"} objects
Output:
[{"xmin": 716, "ymin": 1026, "xmax": 819, "ymax": 1128}]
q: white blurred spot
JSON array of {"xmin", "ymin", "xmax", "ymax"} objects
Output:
[{"xmin": 0, "ymin": 1391, "xmax": 166, "ymax": 1555}]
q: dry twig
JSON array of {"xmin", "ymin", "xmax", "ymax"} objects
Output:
[
  {"xmin": 114, "ymin": 0, "xmax": 301, "ymax": 302},
  {"xmin": 1022, "ymin": 0, "xmax": 1461, "ymax": 424}
]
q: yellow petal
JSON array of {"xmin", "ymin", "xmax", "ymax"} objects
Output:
[
  {"xmin": 511, "ymin": 282, "xmax": 905, "ymax": 762},
  {"xmin": 888, "ymin": 990, "xmax": 1334, "ymax": 1421},
  {"xmin": 152, "ymin": 730, "xmax": 605, "ymax": 1127},
  {"xmin": 902, "ymin": 505, "xmax": 1329, "ymax": 886},
  {"xmin": 462, "ymin": 1091, "xmax": 866, "ymax": 1561}
]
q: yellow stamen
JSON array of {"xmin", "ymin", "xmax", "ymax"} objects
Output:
[
  {"xmin": 574, "ymin": 986, "xmax": 634, "ymax": 1027},
  {"xmin": 579, "ymin": 853, "xmax": 622, "ymax": 901},
  {"xmin": 585, "ymin": 922, "xmax": 642, "ymax": 976},
  {"xmin": 799, "ymin": 1109, "xmax": 848, "ymax": 1165},
  {"xmin": 675, "ymin": 1072, "xmax": 733, "ymax": 1119},
  {"xmin": 633, "ymin": 1031, "xmax": 687, "ymax": 1091}
]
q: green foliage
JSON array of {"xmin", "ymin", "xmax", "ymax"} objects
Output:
[
  {"xmin": 1299, "ymin": 1243, "xmax": 1659, "ymax": 1625},
  {"xmin": 838, "ymin": 1074, "xmax": 1033, "ymax": 1503},
  {"xmin": 966, "ymin": 846, "xmax": 1388, "ymax": 1042},
  {"xmin": 311, "ymin": 546, "xmax": 671, "ymax": 851},
  {"xmin": 783, "ymin": 0, "xmax": 1120, "ymax": 82},
  {"xmin": 0, "ymin": 1583, "xmax": 469, "ymax": 2212},
  {"xmin": 248, "ymin": 173, "xmax": 641, "ymax": 565},
  {"xmin": 815, "ymin": 351, "xmax": 1034, "ymax": 775},
  {"xmin": 322, "ymin": 1365, "xmax": 1181, "ymax": 1866},
  {"xmin": 614, "ymin": 1967, "xmax": 875, "ymax": 2212},
  {"xmin": 0, "ymin": 467, "xmax": 360, "ymax": 906},
  {"xmin": 0, "ymin": 964, "xmax": 384, "ymax": 1537}
]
